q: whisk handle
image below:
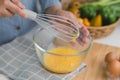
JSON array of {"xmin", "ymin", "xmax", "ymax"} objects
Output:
[{"xmin": 23, "ymin": 9, "xmax": 37, "ymax": 20}]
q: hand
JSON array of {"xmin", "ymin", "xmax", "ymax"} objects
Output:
[
  {"xmin": 45, "ymin": 6, "xmax": 90, "ymax": 45},
  {"xmin": 0, "ymin": 0, "xmax": 27, "ymax": 18}
]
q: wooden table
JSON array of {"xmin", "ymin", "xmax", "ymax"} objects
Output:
[{"xmin": 73, "ymin": 43, "xmax": 120, "ymax": 80}]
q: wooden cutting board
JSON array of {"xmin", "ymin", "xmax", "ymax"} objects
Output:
[{"xmin": 72, "ymin": 43, "xmax": 120, "ymax": 80}]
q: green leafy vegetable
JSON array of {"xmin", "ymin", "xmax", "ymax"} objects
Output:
[
  {"xmin": 80, "ymin": 5, "xmax": 98, "ymax": 20},
  {"xmin": 79, "ymin": 0, "xmax": 120, "ymax": 25},
  {"xmin": 101, "ymin": 6, "xmax": 118, "ymax": 25}
]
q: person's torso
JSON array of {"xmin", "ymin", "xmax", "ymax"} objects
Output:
[{"xmin": 0, "ymin": 0, "xmax": 38, "ymax": 45}]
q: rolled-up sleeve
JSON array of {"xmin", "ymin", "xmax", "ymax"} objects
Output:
[{"xmin": 39, "ymin": 0, "xmax": 61, "ymax": 13}]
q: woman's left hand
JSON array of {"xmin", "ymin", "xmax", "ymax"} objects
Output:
[{"xmin": 45, "ymin": 6, "xmax": 90, "ymax": 45}]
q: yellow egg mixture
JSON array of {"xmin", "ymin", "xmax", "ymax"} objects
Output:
[{"xmin": 44, "ymin": 47, "xmax": 81, "ymax": 73}]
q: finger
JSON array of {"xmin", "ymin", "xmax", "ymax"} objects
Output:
[
  {"xmin": 79, "ymin": 23, "xmax": 89, "ymax": 37},
  {"xmin": 81, "ymin": 37, "xmax": 89, "ymax": 46},
  {"xmin": 84, "ymin": 37, "xmax": 89, "ymax": 44},
  {"xmin": 77, "ymin": 31, "xmax": 85, "ymax": 46},
  {"xmin": 7, "ymin": 1, "xmax": 27, "ymax": 18},
  {"xmin": 68, "ymin": 12, "xmax": 82, "ymax": 28},
  {"xmin": 10, "ymin": 0, "xmax": 25, "ymax": 9},
  {"xmin": 76, "ymin": 28, "xmax": 89, "ymax": 46},
  {"xmin": 3, "ymin": 9, "xmax": 14, "ymax": 18}
]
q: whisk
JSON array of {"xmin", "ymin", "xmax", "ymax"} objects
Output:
[{"xmin": 24, "ymin": 9, "xmax": 80, "ymax": 42}]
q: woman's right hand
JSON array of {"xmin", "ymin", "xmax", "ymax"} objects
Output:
[{"xmin": 0, "ymin": 0, "xmax": 27, "ymax": 18}]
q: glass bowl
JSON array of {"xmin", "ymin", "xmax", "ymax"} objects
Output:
[{"xmin": 33, "ymin": 28, "xmax": 92, "ymax": 74}]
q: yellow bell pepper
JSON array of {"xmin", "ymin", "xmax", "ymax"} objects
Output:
[
  {"xmin": 91, "ymin": 14, "xmax": 102, "ymax": 27},
  {"xmin": 83, "ymin": 18, "xmax": 91, "ymax": 27}
]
